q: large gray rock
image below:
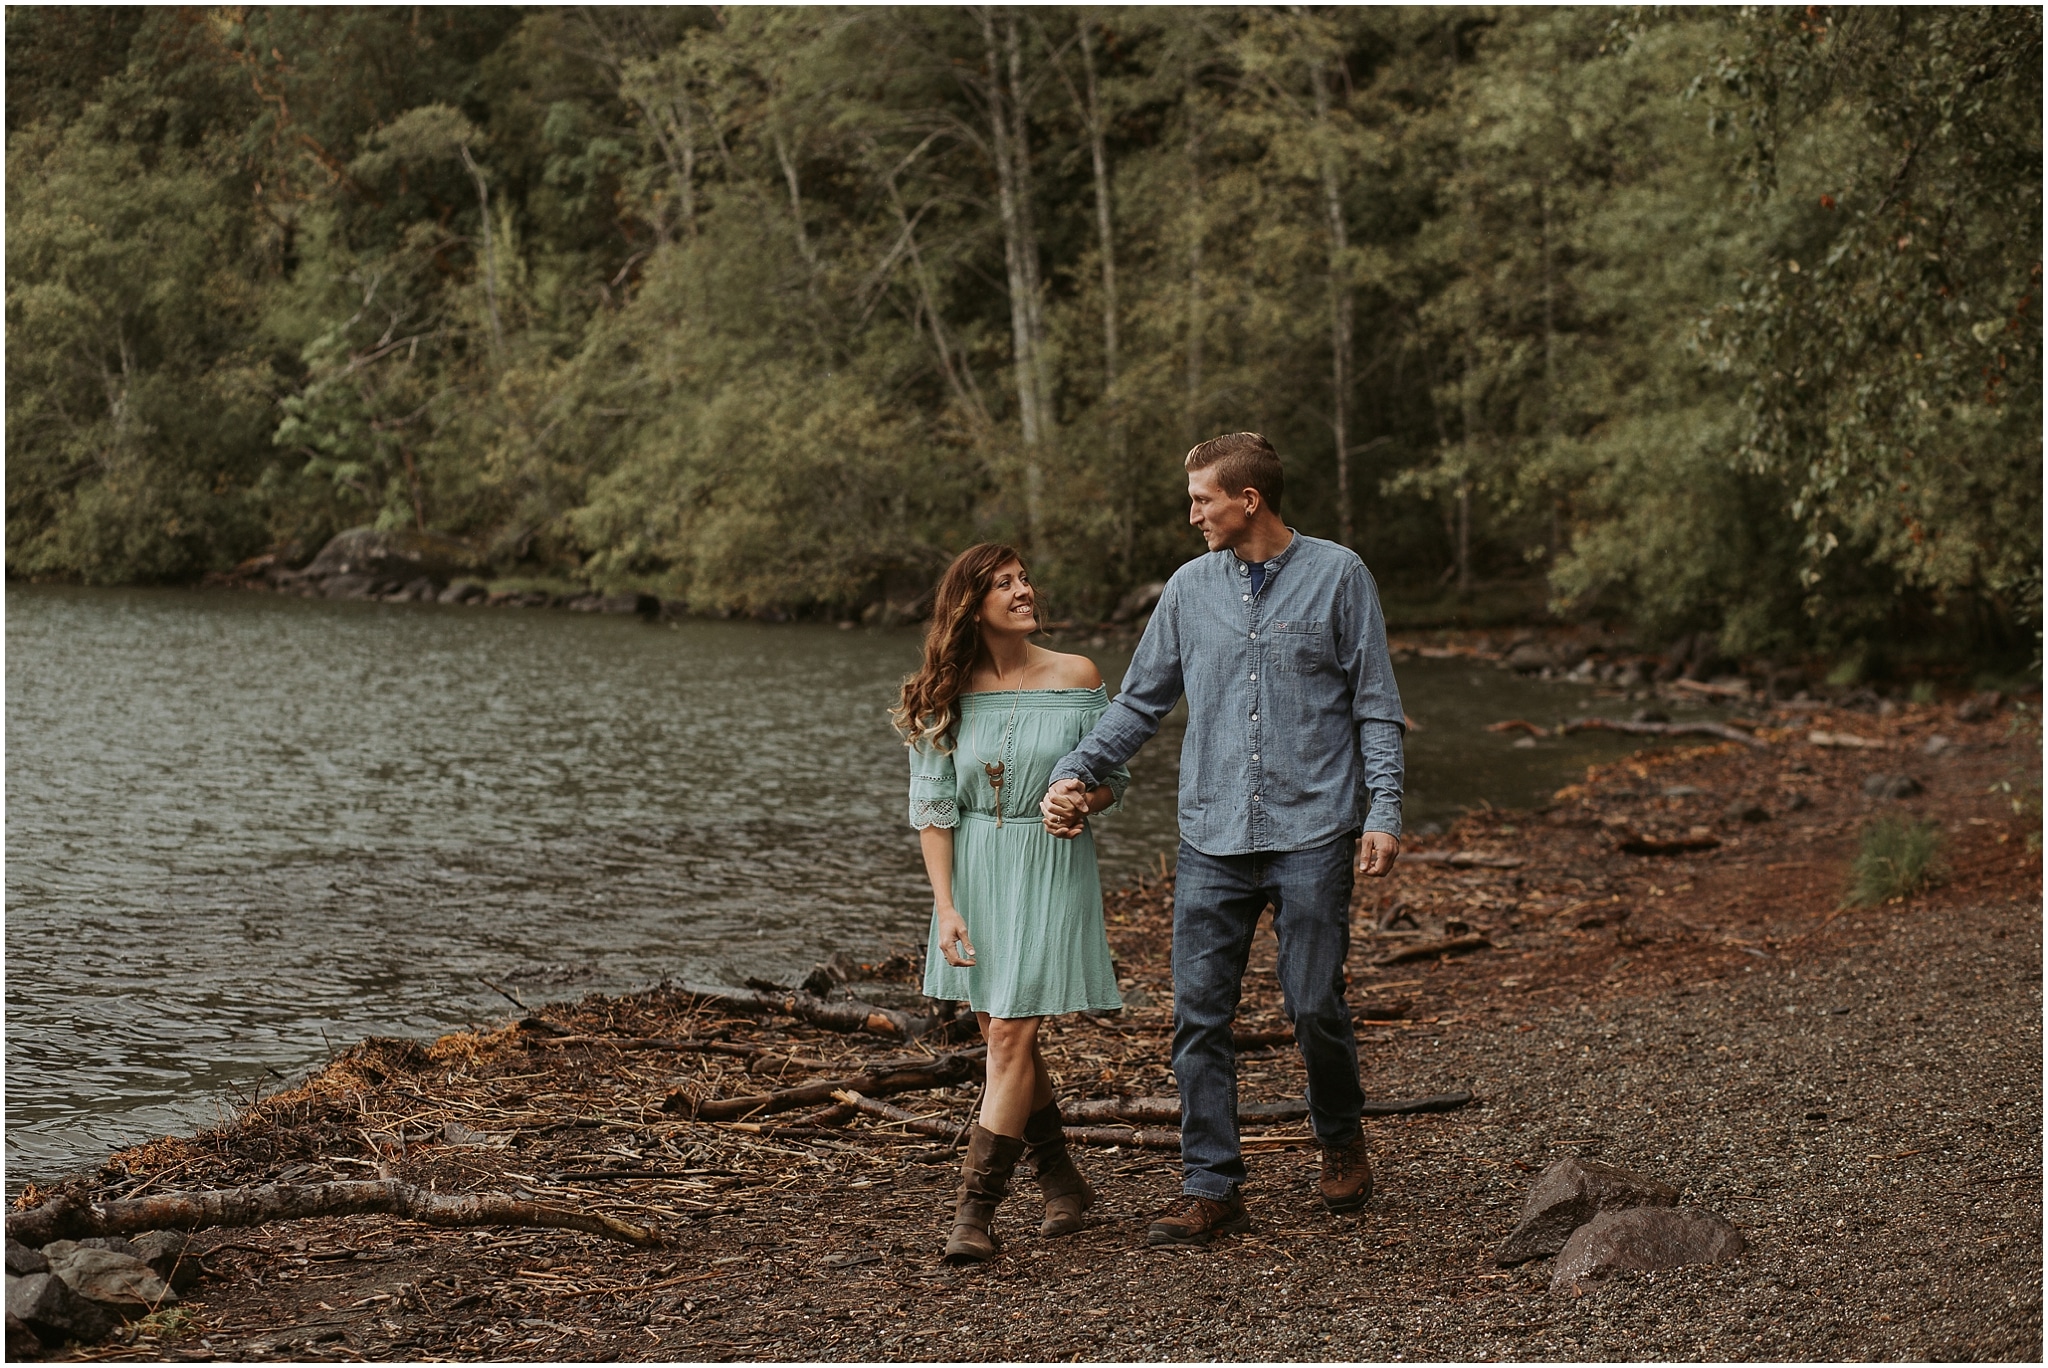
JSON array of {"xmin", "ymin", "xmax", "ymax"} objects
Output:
[
  {"xmin": 7, "ymin": 1306, "xmax": 44, "ymax": 1360},
  {"xmin": 1494, "ymin": 1157, "xmax": 1680, "ymax": 1265},
  {"xmin": 1550, "ymin": 1206, "xmax": 1746, "ymax": 1293},
  {"xmin": 125, "ymin": 1232, "xmax": 204, "ymax": 1291},
  {"xmin": 1111, "ymin": 581, "xmax": 1166, "ymax": 624},
  {"xmin": 4, "ymin": 1241, "xmax": 48, "ymax": 1276},
  {"xmin": 42, "ymin": 1241, "xmax": 175, "ymax": 1316},
  {"xmin": 300, "ymin": 527, "xmax": 482, "ymax": 584},
  {"xmin": 7, "ymin": 1270, "xmax": 116, "ymax": 1344},
  {"xmin": 1862, "ymin": 772, "xmax": 1924, "ymax": 800}
]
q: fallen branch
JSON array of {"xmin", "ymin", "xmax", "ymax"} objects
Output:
[
  {"xmin": 1373, "ymin": 934, "xmax": 1491, "ymax": 966},
  {"xmin": 1807, "ymin": 729, "xmax": 1891, "ymax": 750},
  {"xmin": 1403, "ymin": 850, "xmax": 1526, "ymax": 869},
  {"xmin": 1486, "ymin": 719, "xmax": 1548, "ymax": 736},
  {"xmin": 834, "ymin": 1091, "xmax": 1180, "ymax": 1150},
  {"xmin": 670, "ymin": 1050, "xmax": 981, "ymax": 1120},
  {"xmin": 6, "ymin": 1181, "xmax": 660, "ymax": 1250},
  {"xmin": 1559, "ymin": 718, "xmax": 1766, "ymax": 748},
  {"xmin": 1668, "ymin": 678, "xmax": 1752, "ymax": 700},
  {"xmin": 676, "ymin": 982, "xmax": 930, "ymax": 1038},
  {"xmin": 1061, "ymin": 1093, "xmax": 1474, "ymax": 1126},
  {"xmin": 1616, "ymin": 832, "xmax": 1721, "ymax": 856}
]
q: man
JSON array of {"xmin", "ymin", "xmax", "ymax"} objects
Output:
[{"xmin": 1041, "ymin": 431, "xmax": 1404, "ymax": 1246}]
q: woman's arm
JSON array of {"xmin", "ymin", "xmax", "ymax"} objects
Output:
[{"xmin": 920, "ymin": 825, "xmax": 975, "ymax": 966}]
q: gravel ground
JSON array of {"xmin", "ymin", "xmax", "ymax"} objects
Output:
[{"xmin": 31, "ymin": 698, "xmax": 2043, "ymax": 1362}]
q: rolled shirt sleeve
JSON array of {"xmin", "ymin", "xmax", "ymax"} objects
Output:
[
  {"xmin": 1336, "ymin": 564, "xmax": 1406, "ymax": 838},
  {"xmin": 1050, "ymin": 580, "xmax": 1185, "ymax": 792}
]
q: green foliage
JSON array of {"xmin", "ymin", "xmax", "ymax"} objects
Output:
[
  {"xmin": 1843, "ymin": 814, "xmax": 1947, "ymax": 907},
  {"xmin": 4, "ymin": 5, "xmax": 2039, "ymax": 655}
]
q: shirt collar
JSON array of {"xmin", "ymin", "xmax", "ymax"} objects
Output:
[{"xmin": 1231, "ymin": 528, "xmax": 1300, "ymax": 574}]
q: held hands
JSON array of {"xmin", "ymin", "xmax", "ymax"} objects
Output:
[
  {"xmin": 1039, "ymin": 778, "xmax": 1090, "ymax": 839},
  {"xmin": 1357, "ymin": 831, "xmax": 1401, "ymax": 878},
  {"xmin": 936, "ymin": 905, "xmax": 976, "ymax": 967}
]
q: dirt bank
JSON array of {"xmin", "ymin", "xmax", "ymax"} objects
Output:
[{"xmin": 17, "ymin": 698, "xmax": 2041, "ymax": 1362}]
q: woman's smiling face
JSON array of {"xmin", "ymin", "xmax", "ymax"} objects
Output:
[{"xmin": 977, "ymin": 559, "xmax": 1037, "ymax": 637}]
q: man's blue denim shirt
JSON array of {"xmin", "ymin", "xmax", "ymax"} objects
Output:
[{"xmin": 1051, "ymin": 531, "xmax": 1405, "ymax": 857}]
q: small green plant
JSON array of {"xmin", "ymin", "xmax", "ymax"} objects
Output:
[
  {"xmin": 135, "ymin": 1305, "xmax": 197, "ymax": 1337},
  {"xmin": 1908, "ymin": 680, "xmax": 1936, "ymax": 705},
  {"xmin": 1844, "ymin": 815, "xmax": 1948, "ymax": 907}
]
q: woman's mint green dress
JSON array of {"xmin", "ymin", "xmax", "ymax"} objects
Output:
[{"xmin": 911, "ymin": 687, "xmax": 1128, "ymax": 1018}]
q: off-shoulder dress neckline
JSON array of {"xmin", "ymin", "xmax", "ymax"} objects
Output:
[{"xmin": 957, "ymin": 685, "xmax": 1107, "ymax": 701}]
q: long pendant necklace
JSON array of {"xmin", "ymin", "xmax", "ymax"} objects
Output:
[{"xmin": 971, "ymin": 679, "xmax": 1024, "ymax": 829}]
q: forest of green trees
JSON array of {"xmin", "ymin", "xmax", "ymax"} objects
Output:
[{"xmin": 6, "ymin": 6, "xmax": 2040, "ymax": 665}]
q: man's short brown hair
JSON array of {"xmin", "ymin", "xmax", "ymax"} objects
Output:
[{"xmin": 1185, "ymin": 432, "xmax": 1284, "ymax": 510}]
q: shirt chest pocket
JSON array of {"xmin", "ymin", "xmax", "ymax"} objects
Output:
[{"xmin": 1266, "ymin": 619, "xmax": 1332, "ymax": 674}]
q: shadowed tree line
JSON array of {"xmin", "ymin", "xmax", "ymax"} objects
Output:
[{"xmin": 6, "ymin": 6, "xmax": 2038, "ymax": 666}]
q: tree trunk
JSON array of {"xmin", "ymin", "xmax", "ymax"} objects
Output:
[
  {"xmin": 1183, "ymin": 78, "xmax": 1206, "ymax": 448},
  {"xmin": 982, "ymin": 7, "xmax": 1052, "ymax": 548},
  {"xmin": 774, "ymin": 131, "xmax": 820, "ymax": 295},
  {"xmin": 1311, "ymin": 61, "xmax": 1356, "ymax": 548},
  {"xmin": 1074, "ymin": 19, "xmax": 1132, "ymax": 575},
  {"xmin": 457, "ymin": 143, "xmax": 504, "ymax": 366}
]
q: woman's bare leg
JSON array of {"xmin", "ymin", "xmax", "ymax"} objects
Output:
[{"xmin": 977, "ymin": 1013, "xmax": 1043, "ymax": 1137}]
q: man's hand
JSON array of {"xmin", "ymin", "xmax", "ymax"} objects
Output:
[
  {"xmin": 1357, "ymin": 831, "xmax": 1400, "ymax": 878},
  {"xmin": 1040, "ymin": 778, "xmax": 1089, "ymax": 839}
]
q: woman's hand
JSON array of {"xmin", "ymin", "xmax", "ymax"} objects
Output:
[
  {"xmin": 1039, "ymin": 779, "xmax": 1092, "ymax": 838},
  {"xmin": 936, "ymin": 905, "xmax": 977, "ymax": 967}
]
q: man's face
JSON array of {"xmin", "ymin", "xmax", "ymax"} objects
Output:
[{"xmin": 1188, "ymin": 467, "xmax": 1254, "ymax": 551}]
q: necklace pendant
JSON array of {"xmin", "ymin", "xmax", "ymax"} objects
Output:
[{"xmin": 983, "ymin": 761, "xmax": 1005, "ymax": 827}]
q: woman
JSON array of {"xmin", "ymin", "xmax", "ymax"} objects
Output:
[{"xmin": 891, "ymin": 543, "xmax": 1127, "ymax": 1262}]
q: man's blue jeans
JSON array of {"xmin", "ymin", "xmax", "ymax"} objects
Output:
[{"xmin": 1171, "ymin": 835, "xmax": 1363, "ymax": 1199}]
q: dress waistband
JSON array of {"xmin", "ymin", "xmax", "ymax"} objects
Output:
[{"xmin": 960, "ymin": 810, "xmax": 1044, "ymax": 826}]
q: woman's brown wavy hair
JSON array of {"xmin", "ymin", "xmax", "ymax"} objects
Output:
[{"xmin": 890, "ymin": 543, "xmax": 1039, "ymax": 750}]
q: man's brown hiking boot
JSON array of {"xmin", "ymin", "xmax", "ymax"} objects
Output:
[
  {"xmin": 943, "ymin": 1125, "xmax": 1026, "ymax": 1262},
  {"xmin": 1022, "ymin": 1101, "xmax": 1094, "ymax": 1237},
  {"xmin": 1318, "ymin": 1132, "xmax": 1374, "ymax": 1212},
  {"xmin": 1145, "ymin": 1192, "xmax": 1251, "ymax": 1247}
]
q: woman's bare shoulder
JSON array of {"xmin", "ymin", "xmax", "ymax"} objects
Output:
[{"xmin": 1034, "ymin": 648, "xmax": 1103, "ymax": 690}]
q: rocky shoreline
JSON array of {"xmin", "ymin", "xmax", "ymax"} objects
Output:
[
  {"xmin": 9, "ymin": 693, "xmax": 2040, "ymax": 1362},
  {"xmin": 210, "ymin": 528, "xmax": 2004, "ymax": 692}
]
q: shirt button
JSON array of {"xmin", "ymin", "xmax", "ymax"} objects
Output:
[
  {"xmin": 1242, "ymin": 594, "xmax": 1250, "ymax": 601},
  {"xmin": 1249, "ymin": 674, "xmax": 1257, "ymax": 682},
  {"xmin": 1251, "ymin": 753, "xmax": 1259, "ymax": 761},
  {"xmin": 1253, "ymin": 794, "xmax": 1262, "ymax": 802},
  {"xmin": 1249, "ymin": 632, "xmax": 1257, "ymax": 640},
  {"xmin": 1251, "ymin": 713, "xmax": 1258, "ymax": 721}
]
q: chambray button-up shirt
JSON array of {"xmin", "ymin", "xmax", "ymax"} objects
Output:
[{"xmin": 1050, "ymin": 531, "xmax": 1405, "ymax": 857}]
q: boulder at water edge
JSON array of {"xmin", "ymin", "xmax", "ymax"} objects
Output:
[
  {"xmin": 298, "ymin": 526, "xmax": 482, "ymax": 585},
  {"xmin": 1494, "ymin": 1156, "xmax": 1680, "ymax": 1265},
  {"xmin": 1550, "ymin": 1206, "xmax": 1746, "ymax": 1293},
  {"xmin": 41, "ymin": 1240, "xmax": 176, "ymax": 1316},
  {"xmin": 6, "ymin": 1270, "xmax": 116, "ymax": 1347}
]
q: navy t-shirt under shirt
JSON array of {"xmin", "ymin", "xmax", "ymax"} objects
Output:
[{"xmin": 1244, "ymin": 559, "xmax": 1269, "ymax": 596}]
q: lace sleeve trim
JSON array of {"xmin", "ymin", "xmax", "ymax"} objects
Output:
[{"xmin": 910, "ymin": 797, "xmax": 960, "ymax": 830}]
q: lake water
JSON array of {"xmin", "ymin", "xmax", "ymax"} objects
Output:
[{"xmin": 6, "ymin": 585, "xmax": 1675, "ymax": 1180}]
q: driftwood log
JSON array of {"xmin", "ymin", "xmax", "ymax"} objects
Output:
[
  {"xmin": 1060, "ymin": 1093, "xmax": 1474, "ymax": 1126},
  {"xmin": 834, "ymin": 1091, "xmax": 1183, "ymax": 1151},
  {"xmin": 1403, "ymin": 850, "xmax": 1526, "ymax": 869},
  {"xmin": 6, "ymin": 1181, "xmax": 660, "ymax": 1250},
  {"xmin": 676, "ymin": 982, "xmax": 929, "ymax": 1039},
  {"xmin": 670, "ymin": 1050, "xmax": 982, "ymax": 1120},
  {"xmin": 1558, "ymin": 718, "xmax": 1766, "ymax": 748},
  {"xmin": 1373, "ymin": 934, "xmax": 1492, "ymax": 966}
]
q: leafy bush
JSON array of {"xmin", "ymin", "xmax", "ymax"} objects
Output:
[{"xmin": 1843, "ymin": 815, "xmax": 1947, "ymax": 907}]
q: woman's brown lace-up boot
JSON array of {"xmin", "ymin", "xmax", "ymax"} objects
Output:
[
  {"xmin": 1021, "ymin": 1100, "xmax": 1095, "ymax": 1237},
  {"xmin": 943, "ymin": 1125, "xmax": 1027, "ymax": 1262}
]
